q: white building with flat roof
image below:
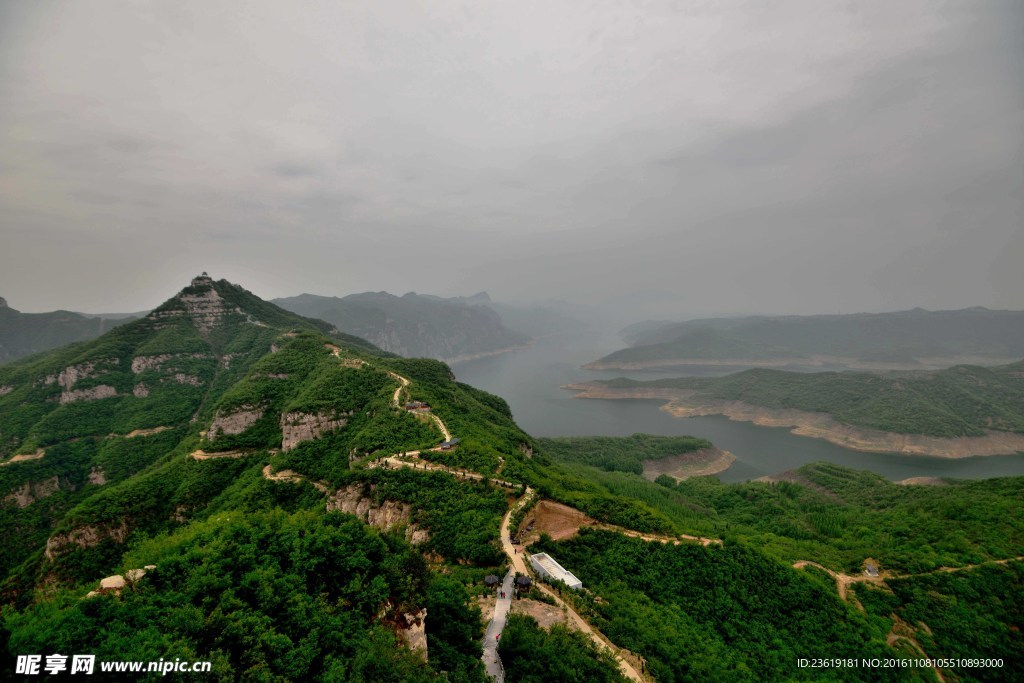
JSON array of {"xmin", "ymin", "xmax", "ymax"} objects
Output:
[{"xmin": 529, "ymin": 552, "xmax": 582, "ymax": 590}]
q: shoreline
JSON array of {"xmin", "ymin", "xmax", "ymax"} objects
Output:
[
  {"xmin": 641, "ymin": 447, "xmax": 736, "ymax": 481},
  {"xmin": 564, "ymin": 383, "xmax": 1024, "ymax": 458},
  {"xmin": 445, "ymin": 341, "xmax": 534, "ymax": 366},
  {"xmin": 582, "ymin": 354, "xmax": 1021, "ymax": 373}
]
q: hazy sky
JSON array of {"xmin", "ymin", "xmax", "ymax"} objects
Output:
[{"xmin": 1, "ymin": 0, "xmax": 1021, "ymax": 317}]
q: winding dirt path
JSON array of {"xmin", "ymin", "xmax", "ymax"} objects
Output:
[
  {"xmin": 189, "ymin": 450, "xmax": 256, "ymax": 460},
  {"xmin": 0, "ymin": 448, "xmax": 46, "ymax": 467},
  {"xmin": 499, "ymin": 489, "xmax": 648, "ymax": 682},
  {"xmin": 792, "ymin": 556, "xmax": 1024, "ymax": 603},
  {"xmin": 261, "ymin": 464, "xmax": 330, "ymax": 493},
  {"xmin": 595, "ymin": 525, "xmax": 720, "ymax": 548},
  {"xmin": 387, "ymin": 371, "xmax": 410, "ymax": 407},
  {"xmin": 258, "ymin": 349, "xmax": 666, "ymax": 680}
]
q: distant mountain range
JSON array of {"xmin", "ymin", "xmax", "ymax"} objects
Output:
[
  {"xmin": 273, "ymin": 291, "xmax": 589, "ymax": 362},
  {"xmin": 0, "ymin": 297, "xmax": 137, "ymax": 364},
  {"xmin": 590, "ymin": 307, "xmax": 1024, "ymax": 370},
  {"xmin": 272, "ymin": 291, "xmax": 529, "ymax": 362}
]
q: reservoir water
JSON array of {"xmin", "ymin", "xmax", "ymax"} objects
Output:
[{"xmin": 452, "ymin": 331, "xmax": 1024, "ymax": 483}]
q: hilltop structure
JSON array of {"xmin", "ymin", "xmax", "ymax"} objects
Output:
[{"xmin": 529, "ymin": 552, "xmax": 582, "ymax": 589}]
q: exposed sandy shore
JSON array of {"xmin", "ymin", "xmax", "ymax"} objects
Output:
[
  {"xmin": 446, "ymin": 342, "xmax": 533, "ymax": 365},
  {"xmin": 583, "ymin": 354, "xmax": 1020, "ymax": 372},
  {"xmin": 565, "ymin": 383, "xmax": 1024, "ymax": 458},
  {"xmin": 642, "ymin": 447, "xmax": 736, "ymax": 481},
  {"xmin": 896, "ymin": 477, "xmax": 948, "ymax": 486}
]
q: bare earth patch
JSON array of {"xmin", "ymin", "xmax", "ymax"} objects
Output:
[
  {"xmin": 518, "ymin": 500, "xmax": 599, "ymax": 544},
  {"xmin": 477, "ymin": 595, "xmax": 496, "ymax": 625},
  {"xmin": 0, "ymin": 448, "xmax": 46, "ymax": 466},
  {"xmin": 642, "ymin": 447, "xmax": 736, "ymax": 481},
  {"xmin": 510, "ymin": 598, "xmax": 575, "ymax": 631}
]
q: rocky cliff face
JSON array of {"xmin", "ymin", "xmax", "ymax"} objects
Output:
[
  {"xmin": 207, "ymin": 405, "xmax": 265, "ymax": 441},
  {"xmin": 40, "ymin": 359, "xmax": 122, "ymax": 403},
  {"xmin": 280, "ymin": 411, "xmax": 350, "ymax": 452},
  {"xmin": 60, "ymin": 385, "xmax": 118, "ymax": 404},
  {"xmin": 44, "ymin": 521, "xmax": 130, "ymax": 561},
  {"xmin": 3, "ymin": 476, "xmax": 61, "ymax": 508},
  {"xmin": 397, "ymin": 608, "xmax": 428, "ymax": 660},
  {"xmin": 327, "ymin": 484, "xmax": 429, "ymax": 545}
]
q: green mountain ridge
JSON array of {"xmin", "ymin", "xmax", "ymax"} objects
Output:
[{"xmin": 2, "ymin": 276, "xmax": 1021, "ymax": 681}]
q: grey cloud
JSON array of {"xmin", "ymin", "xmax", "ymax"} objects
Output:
[{"xmin": 0, "ymin": 0, "xmax": 1020, "ymax": 316}]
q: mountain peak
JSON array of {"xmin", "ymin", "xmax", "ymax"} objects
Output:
[
  {"xmin": 0, "ymin": 296, "xmax": 8, "ymax": 309},
  {"xmin": 191, "ymin": 272, "xmax": 214, "ymax": 288},
  {"xmin": 145, "ymin": 274, "xmax": 261, "ymax": 336},
  {"xmin": 463, "ymin": 291, "xmax": 491, "ymax": 305}
]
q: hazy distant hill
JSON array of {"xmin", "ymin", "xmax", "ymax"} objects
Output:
[
  {"xmin": 593, "ymin": 307, "xmax": 1024, "ymax": 370},
  {"xmin": 0, "ymin": 297, "xmax": 137, "ymax": 364},
  {"xmin": 274, "ymin": 291, "xmax": 530, "ymax": 361}
]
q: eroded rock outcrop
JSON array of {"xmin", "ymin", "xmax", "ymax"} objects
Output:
[
  {"xmin": 0, "ymin": 385, "xmax": 12, "ymax": 396},
  {"xmin": 99, "ymin": 575, "xmax": 126, "ymax": 592},
  {"xmin": 40, "ymin": 358, "xmax": 122, "ymax": 402},
  {"xmin": 44, "ymin": 521, "xmax": 130, "ymax": 560},
  {"xmin": 280, "ymin": 411, "xmax": 350, "ymax": 452},
  {"xmin": 3, "ymin": 476, "xmax": 60, "ymax": 508},
  {"xmin": 327, "ymin": 485, "xmax": 429, "ymax": 545},
  {"xmin": 131, "ymin": 353, "xmax": 210, "ymax": 374},
  {"xmin": 60, "ymin": 385, "xmax": 118, "ymax": 404},
  {"xmin": 397, "ymin": 609, "xmax": 428, "ymax": 660},
  {"xmin": 131, "ymin": 354, "xmax": 174, "ymax": 373},
  {"xmin": 207, "ymin": 405, "xmax": 264, "ymax": 441}
]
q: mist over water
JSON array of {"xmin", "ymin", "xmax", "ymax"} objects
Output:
[{"xmin": 453, "ymin": 330, "xmax": 1024, "ymax": 483}]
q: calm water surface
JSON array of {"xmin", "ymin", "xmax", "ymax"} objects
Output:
[{"xmin": 452, "ymin": 331, "xmax": 1024, "ymax": 483}]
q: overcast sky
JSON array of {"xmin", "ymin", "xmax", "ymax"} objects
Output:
[{"xmin": 1, "ymin": 0, "xmax": 1021, "ymax": 317}]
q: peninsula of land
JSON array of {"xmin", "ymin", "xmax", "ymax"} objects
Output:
[{"xmin": 565, "ymin": 368, "xmax": 1024, "ymax": 458}]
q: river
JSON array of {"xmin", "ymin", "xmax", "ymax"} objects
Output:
[{"xmin": 451, "ymin": 330, "xmax": 1024, "ymax": 483}]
